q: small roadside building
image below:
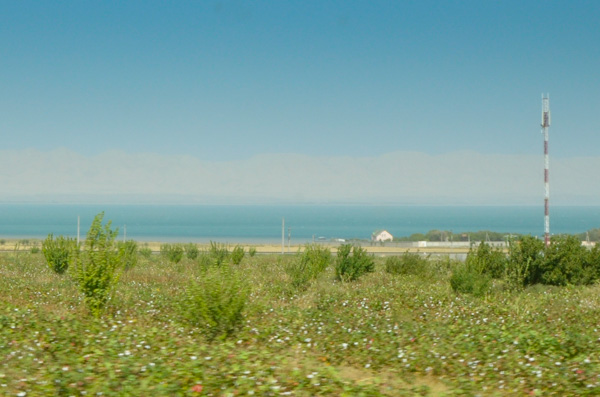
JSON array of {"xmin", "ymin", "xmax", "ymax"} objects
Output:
[{"xmin": 372, "ymin": 230, "xmax": 393, "ymax": 242}]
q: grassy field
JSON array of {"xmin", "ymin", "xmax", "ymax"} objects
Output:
[{"xmin": 1, "ymin": 250, "xmax": 600, "ymax": 396}]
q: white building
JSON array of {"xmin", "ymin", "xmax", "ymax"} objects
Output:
[{"xmin": 372, "ymin": 230, "xmax": 393, "ymax": 242}]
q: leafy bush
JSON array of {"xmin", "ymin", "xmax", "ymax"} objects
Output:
[
  {"xmin": 248, "ymin": 247, "xmax": 257, "ymax": 257},
  {"xmin": 335, "ymin": 244, "xmax": 374, "ymax": 282},
  {"xmin": 180, "ymin": 265, "xmax": 249, "ymax": 341},
  {"xmin": 385, "ymin": 251, "xmax": 429, "ymax": 276},
  {"xmin": 450, "ymin": 262, "xmax": 491, "ymax": 297},
  {"xmin": 506, "ymin": 235, "xmax": 600, "ymax": 288},
  {"xmin": 209, "ymin": 241, "xmax": 229, "ymax": 266},
  {"xmin": 42, "ymin": 234, "xmax": 77, "ymax": 274},
  {"xmin": 507, "ymin": 235, "xmax": 545, "ymax": 286},
  {"xmin": 118, "ymin": 240, "xmax": 138, "ymax": 270},
  {"xmin": 286, "ymin": 244, "xmax": 331, "ymax": 289},
  {"xmin": 71, "ymin": 212, "xmax": 123, "ymax": 316},
  {"xmin": 541, "ymin": 235, "xmax": 596, "ymax": 286},
  {"xmin": 465, "ymin": 242, "xmax": 506, "ymax": 279},
  {"xmin": 231, "ymin": 245, "xmax": 245, "ymax": 265},
  {"xmin": 185, "ymin": 243, "xmax": 200, "ymax": 260},
  {"xmin": 450, "ymin": 244, "xmax": 496, "ymax": 296},
  {"xmin": 161, "ymin": 243, "xmax": 184, "ymax": 264}
]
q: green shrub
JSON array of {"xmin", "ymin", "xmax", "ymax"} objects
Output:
[
  {"xmin": 286, "ymin": 244, "xmax": 331, "ymax": 289},
  {"xmin": 42, "ymin": 234, "xmax": 77, "ymax": 274},
  {"xmin": 185, "ymin": 243, "xmax": 200, "ymax": 260},
  {"xmin": 385, "ymin": 251, "xmax": 428, "ymax": 276},
  {"xmin": 231, "ymin": 245, "xmax": 245, "ymax": 265},
  {"xmin": 180, "ymin": 264, "xmax": 249, "ymax": 341},
  {"xmin": 138, "ymin": 245, "xmax": 152, "ymax": 258},
  {"xmin": 209, "ymin": 241, "xmax": 229, "ymax": 266},
  {"xmin": 248, "ymin": 247, "xmax": 257, "ymax": 257},
  {"xmin": 118, "ymin": 240, "xmax": 138, "ymax": 270},
  {"xmin": 197, "ymin": 252, "xmax": 213, "ymax": 268},
  {"xmin": 161, "ymin": 243, "xmax": 184, "ymax": 264},
  {"xmin": 542, "ymin": 235, "xmax": 595, "ymax": 286},
  {"xmin": 335, "ymin": 244, "xmax": 374, "ymax": 282},
  {"xmin": 450, "ymin": 262, "xmax": 491, "ymax": 297},
  {"xmin": 71, "ymin": 212, "xmax": 123, "ymax": 316},
  {"xmin": 507, "ymin": 235, "xmax": 600, "ymax": 288},
  {"xmin": 507, "ymin": 235, "xmax": 545, "ymax": 286},
  {"xmin": 466, "ymin": 242, "xmax": 506, "ymax": 279}
]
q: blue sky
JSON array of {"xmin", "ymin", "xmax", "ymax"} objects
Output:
[
  {"xmin": 1, "ymin": 1, "xmax": 599, "ymax": 204},
  {"xmin": 0, "ymin": 0, "xmax": 600, "ymax": 205}
]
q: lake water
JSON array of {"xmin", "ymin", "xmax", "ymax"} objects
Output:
[{"xmin": 0, "ymin": 204, "xmax": 598, "ymax": 243}]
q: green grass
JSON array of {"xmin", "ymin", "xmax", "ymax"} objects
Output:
[{"xmin": 1, "ymin": 252, "xmax": 600, "ymax": 395}]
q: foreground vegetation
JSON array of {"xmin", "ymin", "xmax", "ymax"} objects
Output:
[{"xmin": 2, "ymin": 245, "xmax": 600, "ymax": 395}]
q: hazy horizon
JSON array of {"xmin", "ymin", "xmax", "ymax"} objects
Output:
[
  {"xmin": 2, "ymin": 148, "xmax": 599, "ymax": 206},
  {"xmin": 1, "ymin": 2, "xmax": 598, "ymax": 206}
]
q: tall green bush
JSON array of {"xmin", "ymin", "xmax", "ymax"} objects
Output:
[
  {"xmin": 184, "ymin": 243, "xmax": 200, "ymax": 260},
  {"xmin": 286, "ymin": 244, "xmax": 331, "ymax": 289},
  {"xmin": 541, "ymin": 235, "xmax": 595, "ymax": 286},
  {"xmin": 335, "ymin": 244, "xmax": 374, "ymax": 282},
  {"xmin": 231, "ymin": 245, "xmax": 245, "ymax": 265},
  {"xmin": 71, "ymin": 212, "xmax": 123, "ymax": 316},
  {"xmin": 42, "ymin": 234, "xmax": 77, "ymax": 274},
  {"xmin": 507, "ymin": 235, "xmax": 545, "ymax": 287},
  {"xmin": 138, "ymin": 244, "xmax": 152, "ymax": 258},
  {"xmin": 180, "ymin": 264, "xmax": 249, "ymax": 341},
  {"xmin": 505, "ymin": 235, "xmax": 600, "ymax": 288},
  {"xmin": 117, "ymin": 240, "xmax": 138, "ymax": 270},
  {"xmin": 209, "ymin": 241, "xmax": 229, "ymax": 266},
  {"xmin": 161, "ymin": 243, "xmax": 184, "ymax": 264},
  {"xmin": 465, "ymin": 242, "xmax": 506, "ymax": 279},
  {"xmin": 450, "ymin": 262, "xmax": 491, "ymax": 297}
]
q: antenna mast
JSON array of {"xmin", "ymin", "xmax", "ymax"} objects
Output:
[{"xmin": 541, "ymin": 94, "xmax": 551, "ymax": 247}]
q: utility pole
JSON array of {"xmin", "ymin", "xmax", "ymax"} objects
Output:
[
  {"xmin": 541, "ymin": 94, "xmax": 551, "ymax": 247},
  {"xmin": 281, "ymin": 217, "xmax": 285, "ymax": 254}
]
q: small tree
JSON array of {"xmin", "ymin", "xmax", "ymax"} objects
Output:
[
  {"xmin": 42, "ymin": 234, "xmax": 77, "ymax": 274},
  {"xmin": 335, "ymin": 244, "xmax": 374, "ymax": 282},
  {"xmin": 72, "ymin": 212, "xmax": 123, "ymax": 316}
]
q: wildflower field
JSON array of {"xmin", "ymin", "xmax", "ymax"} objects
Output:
[{"xmin": 2, "ymin": 248, "xmax": 600, "ymax": 396}]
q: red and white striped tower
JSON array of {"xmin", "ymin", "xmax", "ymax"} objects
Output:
[{"xmin": 541, "ymin": 94, "xmax": 551, "ymax": 247}]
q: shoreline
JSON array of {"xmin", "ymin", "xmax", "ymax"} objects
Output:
[{"xmin": 0, "ymin": 237, "xmax": 473, "ymax": 256}]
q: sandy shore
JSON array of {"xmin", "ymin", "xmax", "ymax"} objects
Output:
[{"xmin": 0, "ymin": 238, "xmax": 471, "ymax": 255}]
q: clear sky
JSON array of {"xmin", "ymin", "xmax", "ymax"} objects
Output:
[{"xmin": 1, "ymin": 1, "xmax": 599, "ymax": 204}]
